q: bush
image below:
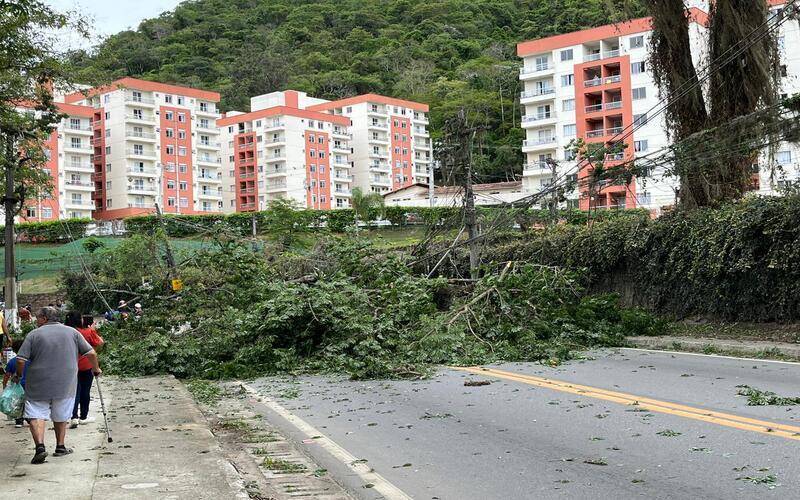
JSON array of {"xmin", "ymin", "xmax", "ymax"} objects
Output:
[{"xmin": 0, "ymin": 218, "xmax": 93, "ymax": 244}]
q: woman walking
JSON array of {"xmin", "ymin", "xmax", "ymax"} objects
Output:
[{"xmin": 64, "ymin": 312, "xmax": 104, "ymax": 428}]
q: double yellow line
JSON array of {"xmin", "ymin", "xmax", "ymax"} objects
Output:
[{"xmin": 454, "ymin": 366, "xmax": 800, "ymax": 441}]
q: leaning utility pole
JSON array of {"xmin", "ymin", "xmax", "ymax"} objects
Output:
[
  {"xmin": 3, "ymin": 141, "xmax": 17, "ymax": 330},
  {"xmin": 428, "ymin": 160, "xmax": 438, "ymax": 207},
  {"xmin": 463, "ymin": 140, "xmax": 479, "ymax": 280},
  {"xmin": 154, "ymin": 203, "xmax": 177, "ymax": 276}
]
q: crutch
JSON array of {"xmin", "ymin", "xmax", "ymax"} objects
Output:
[{"xmin": 95, "ymin": 376, "xmax": 113, "ymax": 443}]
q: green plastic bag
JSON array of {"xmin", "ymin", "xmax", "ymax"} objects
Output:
[{"xmin": 0, "ymin": 382, "xmax": 24, "ymax": 419}]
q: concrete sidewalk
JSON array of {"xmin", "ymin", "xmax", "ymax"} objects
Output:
[
  {"xmin": 628, "ymin": 335, "xmax": 800, "ymax": 360},
  {"xmin": 0, "ymin": 376, "xmax": 247, "ymax": 499}
]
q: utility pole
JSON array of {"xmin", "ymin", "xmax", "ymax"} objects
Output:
[
  {"xmin": 428, "ymin": 160, "xmax": 437, "ymax": 207},
  {"xmin": 546, "ymin": 157, "xmax": 559, "ymax": 223},
  {"xmin": 3, "ymin": 141, "xmax": 18, "ymax": 331},
  {"xmin": 452, "ymin": 109, "xmax": 479, "ymax": 280},
  {"xmin": 155, "ymin": 203, "xmax": 177, "ymax": 276}
]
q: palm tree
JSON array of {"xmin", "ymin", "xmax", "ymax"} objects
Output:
[{"xmin": 351, "ymin": 187, "xmax": 385, "ymax": 232}]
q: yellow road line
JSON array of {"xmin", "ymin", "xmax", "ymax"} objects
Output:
[{"xmin": 454, "ymin": 366, "xmax": 800, "ymax": 441}]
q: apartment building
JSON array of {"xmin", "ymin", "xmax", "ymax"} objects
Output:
[
  {"xmin": 63, "ymin": 77, "xmax": 223, "ymax": 218},
  {"xmin": 517, "ymin": 0, "xmax": 800, "ymax": 211},
  {"xmin": 307, "ymin": 95, "xmax": 432, "ymax": 194},
  {"xmin": 218, "ymin": 91, "xmax": 354, "ymax": 211},
  {"xmin": 21, "ymin": 102, "xmax": 97, "ymax": 221}
]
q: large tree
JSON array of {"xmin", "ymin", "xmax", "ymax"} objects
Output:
[{"xmin": 646, "ymin": 0, "xmax": 780, "ymax": 209}]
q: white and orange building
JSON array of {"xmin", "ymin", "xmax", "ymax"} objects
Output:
[
  {"xmin": 63, "ymin": 77, "xmax": 224, "ymax": 219},
  {"xmin": 307, "ymin": 95, "xmax": 432, "ymax": 194},
  {"xmin": 517, "ymin": 0, "xmax": 800, "ymax": 211},
  {"xmin": 21, "ymin": 102, "xmax": 98, "ymax": 221},
  {"xmin": 218, "ymin": 91, "xmax": 353, "ymax": 211}
]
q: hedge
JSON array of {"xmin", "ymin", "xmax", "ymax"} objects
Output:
[
  {"xmin": 123, "ymin": 206, "xmax": 650, "ymax": 238},
  {"xmin": 0, "ymin": 218, "xmax": 93, "ymax": 244},
  {"xmin": 481, "ymin": 196, "xmax": 800, "ymax": 322}
]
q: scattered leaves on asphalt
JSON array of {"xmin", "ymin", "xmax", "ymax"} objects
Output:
[
  {"xmin": 736, "ymin": 385, "xmax": 800, "ymax": 406},
  {"xmin": 656, "ymin": 429, "xmax": 682, "ymax": 437},
  {"xmin": 464, "ymin": 380, "xmax": 491, "ymax": 387},
  {"xmin": 583, "ymin": 458, "xmax": 608, "ymax": 466}
]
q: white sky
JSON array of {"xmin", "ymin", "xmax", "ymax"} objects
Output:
[{"xmin": 46, "ymin": 0, "xmax": 183, "ymax": 50}]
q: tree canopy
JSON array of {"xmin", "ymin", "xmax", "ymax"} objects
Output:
[{"xmin": 68, "ymin": 0, "xmax": 645, "ymax": 183}]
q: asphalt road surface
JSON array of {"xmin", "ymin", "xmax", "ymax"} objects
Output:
[{"xmin": 246, "ymin": 348, "xmax": 800, "ymax": 499}]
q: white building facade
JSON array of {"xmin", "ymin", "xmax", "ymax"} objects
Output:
[{"xmin": 64, "ymin": 78, "xmax": 224, "ymax": 218}]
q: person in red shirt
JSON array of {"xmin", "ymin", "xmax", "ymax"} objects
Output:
[{"xmin": 65, "ymin": 312, "xmax": 104, "ymax": 428}]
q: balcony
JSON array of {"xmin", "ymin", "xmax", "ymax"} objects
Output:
[
  {"xmin": 127, "ymin": 184, "xmax": 157, "ymax": 195},
  {"xmin": 265, "ymin": 168, "xmax": 287, "ymax": 177},
  {"xmin": 64, "ymin": 180, "xmax": 94, "ymax": 190},
  {"xmin": 237, "ymin": 142, "xmax": 255, "ymax": 150},
  {"xmin": 605, "ymin": 101, "xmax": 623, "ymax": 110},
  {"xmin": 333, "ymin": 171, "xmax": 352, "ymax": 182},
  {"xmin": 265, "ymin": 182, "xmax": 288, "ymax": 192},
  {"xmin": 370, "ymin": 163, "xmax": 390, "ymax": 172},
  {"xmin": 125, "ymin": 131, "xmax": 156, "ymax": 140},
  {"xmin": 332, "ymin": 128, "xmax": 350, "ymax": 138},
  {"xmin": 264, "ymin": 154, "xmax": 286, "ymax": 163},
  {"xmin": 522, "ymin": 113, "xmax": 557, "ymax": 127},
  {"xmin": 368, "ymin": 122, "xmax": 389, "ymax": 130},
  {"xmin": 196, "ymin": 123, "xmax": 219, "ymax": 133},
  {"xmin": 334, "ymin": 189, "xmax": 352, "ymax": 196},
  {"xmin": 64, "ymin": 199, "xmax": 96, "ymax": 209},
  {"xmin": 240, "ymin": 202, "xmax": 256, "ymax": 210},
  {"xmin": 125, "ymin": 95, "xmax": 155, "ymax": 106},
  {"xmin": 605, "ymin": 49, "xmax": 621, "ymax": 58},
  {"xmin": 198, "ymin": 141, "xmax": 221, "ymax": 149},
  {"xmin": 65, "ymin": 124, "xmax": 92, "ymax": 135},
  {"xmin": 63, "ymin": 143, "xmax": 93, "ymax": 153},
  {"xmin": 523, "ymin": 161, "xmax": 551, "ymax": 174},
  {"xmin": 126, "ymin": 148, "xmax": 157, "ymax": 159},
  {"xmin": 198, "ymin": 174, "xmax": 222, "ymax": 183},
  {"xmin": 414, "ymin": 141, "xmax": 431, "ymax": 150},
  {"xmin": 240, "ymin": 187, "xmax": 256, "ymax": 195},
  {"xmin": 197, "ymin": 155, "xmax": 221, "ymax": 165},
  {"xmin": 238, "ymin": 171, "xmax": 257, "ymax": 178},
  {"xmin": 584, "ymin": 53, "xmax": 602, "ymax": 62},
  {"xmin": 371, "ymin": 176, "xmax": 391, "ymax": 185},
  {"xmin": 125, "ymin": 113, "xmax": 156, "ymax": 123},
  {"xmin": 586, "ymin": 129, "xmax": 606, "ymax": 138},
  {"xmin": 65, "ymin": 163, "xmax": 95, "ymax": 173},
  {"xmin": 520, "ymin": 88, "xmax": 556, "ymax": 102},
  {"xmin": 520, "ymin": 64, "xmax": 554, "ymax": 79},
  {"xmin": 195, "ymin": 105, "xmax": 218, "ymax": 117},
  {"xmin": 263, "ymin": 122, "xmax": 285, "ymax": 130},
  {"xmin": 585, "ymin": 103, "xmax": 603, "ymax": 113},
  {"xmin": 522, "ymin": 137, "xmax": 557, "ymax": 151},
  {"xmin": 198, "ymin": 191, "xmax": 223, "ymax": 199},
  {"xmin": 127, "ymin": 166, "xmax": 158, "ymax": 177},
  {"xmin": 413, "ymin": 114, "xmax": 429, "ymax": 124},
  {"xmin": 369, "ymin": 151, "xmax": 389, "ymax": 159},
  {"xmin": 265, "ymin": 137, "xmax": 285, "ymax": 145}
]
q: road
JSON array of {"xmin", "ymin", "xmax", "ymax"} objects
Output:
[{"xmin": 245, "ymin": 349, "xmax": 800, "ymax": 499}]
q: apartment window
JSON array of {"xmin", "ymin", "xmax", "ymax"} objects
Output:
[
  {"xmin": 633, "ymin": 113, "xmax": 648, "ymax": 126},
  {"xmin": 560, "ymin": 49, "xmax": 573, "ymax": 62},
  {"xmin": 106, "ymin": 198, "xmax": 112, "ymax": 208},
  {"xmin": 165, "ymin": 95, "xmax": 173, "ymax": 104},
  {"xmin": 104, "ymin": 112, "xmax": 110, "ymax": 120},
  {"xmin": 167, "ymin": 180, "xmax": 175, "ymax": 189},
  {"xmin": 42, "ymin": 207, "xmax": 52, "ymax": 219},
  {"xmin": 179, "ymin": 197, "xmax": 188, "ymax": 208},
  {"xmin": 166, "ymin": 145, "xmax": 175, "ymax": 155},
  {"xmin": 318, "ymin": 136, "xmax": 324, "ymax": 144},
  {"xmin": 561, "ymin": 74, "xmax": 574, "ymax": 87},
  {"xmin": 776, "ymin": 151, "xmax": 792, "ymax": 165},
  {"xmin": 632, "ymin": 87, "xmax": 647, "ymax": 100},
  {"xmin": 563, "ymin": 124, "xmax": 576, "ymax": 137},
  {"xmin": 168, "ymin": 197, "xmax": 176, "ymax": 207},
  {"xmin": 309, "ymin": 150, "xmax": 316, "ymax": 158},
  {"xmin": 320, "ymin": 180, "xmax": 326, "ymax": 188},
  {"xmin": 177, "ymin": 96, "xmax": 184, "ymax": 105},
  {"xmin": 631, "ymin": 61, "xmax": 646, "ymax": 74},
  {"xmin": 179, "ymin": 164, "xmax": 187, "ymax": 173},
  {"xmin": 179, "ymin": 181, "xmax": 187, "ymax": 190},
  {"xmin": 630, "ymin": 35, "xmax": 644, "ymax": 49},
  {"xmin": 319, "ymin": 151, "xmax": 326, "ymax": 159},
  {"xmin": 165, "ymin": 128, "xmax": 174, "ymax": 138},
  {"xmin": 133, "ymin": 109, "xmax": 143, "ymax": 120},
  {"xmin": 165, "ymin": 111, "xmax": 174, "ymax": 120},
  {"xmin": 69, "ymin": 118, "xmax": 81, "ymax": 129},
  {"xmin": 70, "ymin": 137, "xmax": 81, "ymax": 148},
  {"xmin": 132, "ymin": 179, "xmax": 144, "ymax": 190},
  {"xmin": 178, "ymin": 130, "xmax": 186, "ymax": 139},
  {"xmin": 134, "ymin": 144, "xmax": 144, "ymax": 155},
  {"xmin": 105, "ymin": 180, "xmax": 112, "ymax": 189},
  {"xmin": 200, "ymin": 119, "xmax": 210, "ymax": 129},
  {"xmin": 26, "ymin": 207, "xmax": 36, "ymax": 218},
  {"xmin": 562, "ymin": 99, "xmax": 575, "ymax": 112},
  {"xmin": 178, "ymin": 113, "xmax": 186, "ymax": 123},
  {"xmin": 178, "ymin": 147, "xmax": 187, "ymax": 157},
  {"xmin": 105, "ymin": 146, "xmax": 111, "ymax": 155},
  {"xmin": 534, "ymin": 56, "xmax": 548, "ymax": 70},
  {"xmin": 634, "ymin": 140, "xmax": 649, "ymax": 152},
  {"xmin": 308, "ymin": 135, "xmax": 315, "ymax": 143}
]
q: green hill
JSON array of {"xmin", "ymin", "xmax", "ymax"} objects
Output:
[{"xmin": 68, "ymin": 0, "xmax": 645, "ymax": 182}]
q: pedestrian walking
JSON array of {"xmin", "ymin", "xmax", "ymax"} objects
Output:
[
  {"xmin": 65, "ymin": 312, "xmax": 104, "ymax": 428},
  {"xmin": 14, "ymin": 307, "xmax": 101, "ymax": 464}
]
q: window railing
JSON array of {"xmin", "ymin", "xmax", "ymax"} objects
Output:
[
  {"xmin": 521, "ymin": 88, "xmax": 556, "ymax": 99},
  {"xmin": 125, "ymin": 95, "xmax": 155, "ymax": 105},
  {"xmin": 522, "ymin": 113, "xmax": 553, "ymax": 123},
  {"xmin": 523, "ymin": 137, "xmax": 556, "ymax": 147},
  {"xmin": 524, "ymin": 162, "xmax": 550, "ymax": 171},
  {"xmin": 520, "ymin": 64, "xmax": 552, "ymax": 75},
  {"xmin": 605, "ymin": 101, "xmax": 623, "ymax": 110},
  {"xmin": 586, "ymin": 129, "xmax": 606, "ymax": 138},
  {"xmin": 584, "ymin": 53, "xmax": 601, "ymax": 62},
  {"xmin": 127, "ymin": 167, "xmax": 157, "ymax": 175},
  {"xmin": 126, "ymin": 131, "xmax": 156, "ymax": 139},
  {"xmin": 604, "ymin": 49, "xmax": 621, "ymax": 58},
  {"xmin": 585, "ymin": 103, "xmax": 603, "ymax": 113}
]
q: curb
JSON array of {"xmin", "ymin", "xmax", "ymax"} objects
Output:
[{"xmin": 626, "ymin": 336, "xmax": 800, "ymax": 361}]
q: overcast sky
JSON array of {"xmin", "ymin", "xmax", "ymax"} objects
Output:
[{"xmin": 46, "ymin": 0, "xmax": 183, "ymax": 49}]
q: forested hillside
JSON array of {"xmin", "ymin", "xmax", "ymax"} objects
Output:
[{"xmin": 68, "ymin": 0, "xmax": 645, "ymax": 182}]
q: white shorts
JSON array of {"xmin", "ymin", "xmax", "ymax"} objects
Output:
[{"xmin": 24, "ymin": 397, "xmax": 75, "ymax": 422}]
